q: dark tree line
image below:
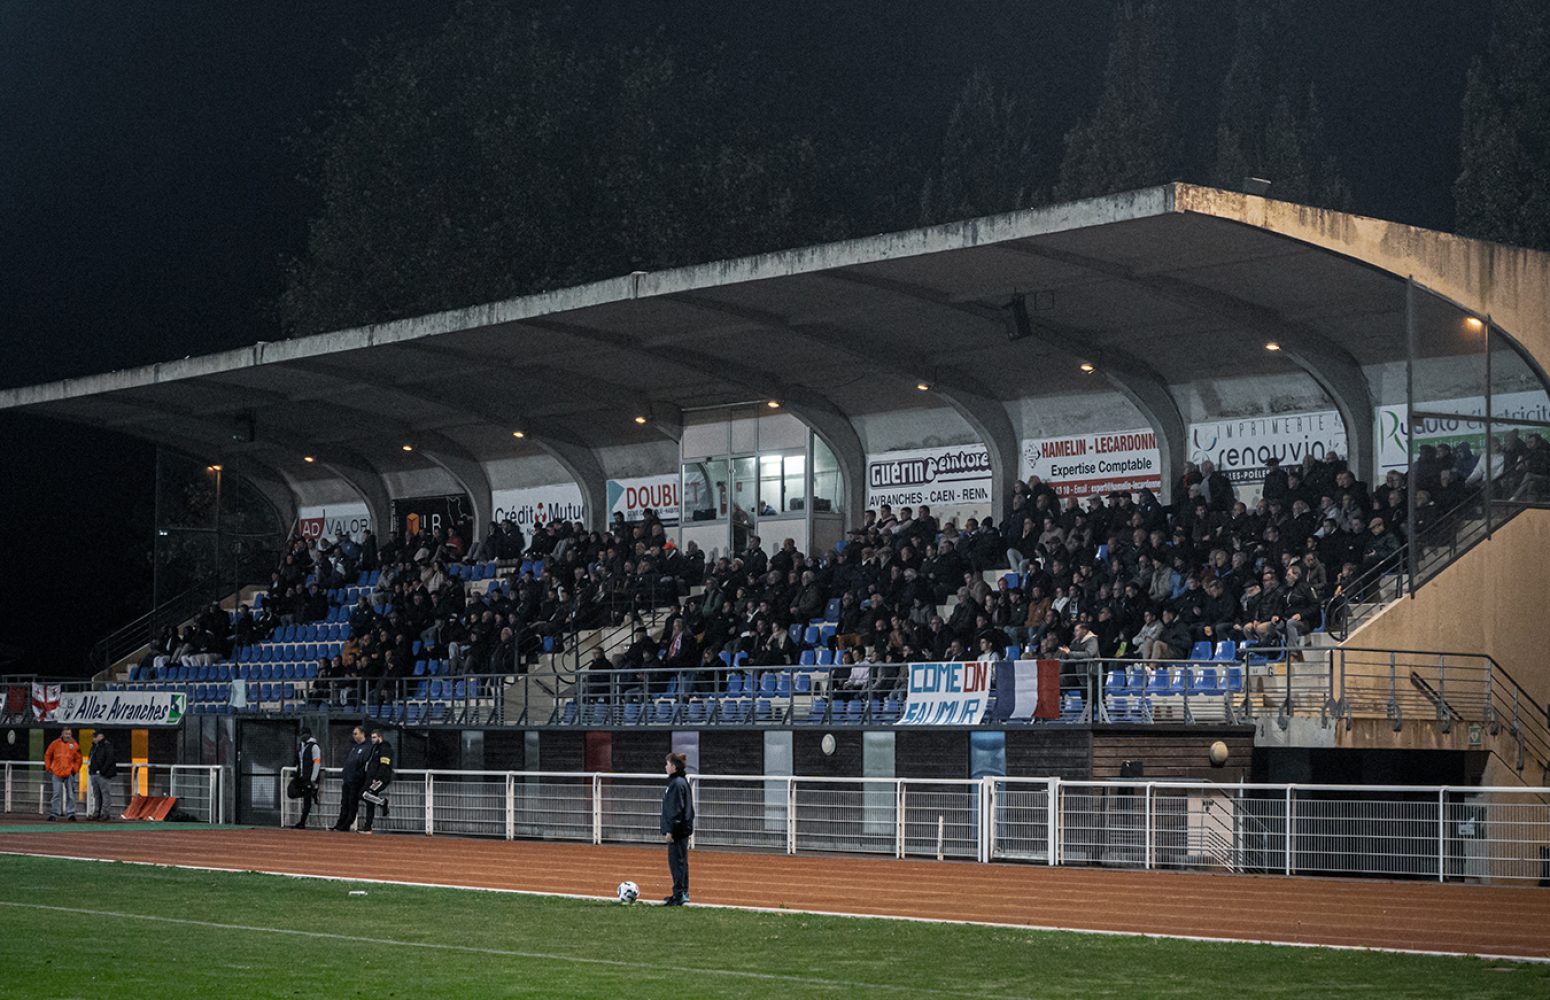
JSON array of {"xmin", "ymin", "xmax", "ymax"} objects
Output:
[{"xmin": 282, "ymin": 0, "xmax": 1550, "ymax": 338}]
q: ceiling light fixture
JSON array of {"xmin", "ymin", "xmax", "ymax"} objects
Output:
[
  {"xmin": 512, "ymin": 431, "xmax": 526, "ymax": 439},
  {"xmin": 766, "ymin": 400, "xmax": 781, "ymax": 409},
  {"xmin": 303, "ymin": 455, "xmax": 316, "ymax": 464},
  {"xmin": 633, "ymin": 416, "xmax": 648, "ymax": 425},
  {"xmin": 1264, "ymin": 341, "xmax": 1281, "ymax": 352},
  {"xmin": 1464, "ymin": 316, "xmax": 1485, "ymax": 332},
  {"xmin": 401, "ymin": 444, "xmax": 414, "ymax": 452},
  {"xmin": 915, "ymin": 382, "xmax": 931, "ymax": 392},
  {"xmin": 1078, "ymin": 362, "xmax": 1096, "ymax": 374}
]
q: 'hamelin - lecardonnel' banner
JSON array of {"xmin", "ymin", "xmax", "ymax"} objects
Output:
[{"xmin": 897, "ymin": 660, "xmax": 994, "ymax": 725}]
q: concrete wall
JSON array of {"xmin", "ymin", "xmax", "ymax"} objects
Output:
[{"xmin": 1349, "ymin": 509, "xmax": 1550, "ymax": 708}]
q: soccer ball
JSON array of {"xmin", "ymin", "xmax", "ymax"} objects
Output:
[{"xmin": 616, "ymin": 880, "xmax": 639, "ymax": 904}]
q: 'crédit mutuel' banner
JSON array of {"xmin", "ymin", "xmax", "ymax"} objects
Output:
[
  {"xmin": 55, "ymin": 691, "xmax": 187, "ymax": 727},
  {"xmin": 897, "ymin": 660, "xmax": 993, "ymax": 725}
]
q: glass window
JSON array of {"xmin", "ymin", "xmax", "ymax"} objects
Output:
[
  {"xmin": 812, "ymin": 436, "xmax": 844, "ymax": 514},
  {"xmin": 681, "ymin": 459, "xmax": 727, "ymax": 522},
  {"xmin": 730, "ymin": 456, "xmax": 757, "ymax": 549},
  {"xmin": 758, "ymin": 450, "xmax": 805, "ymax": 515}
]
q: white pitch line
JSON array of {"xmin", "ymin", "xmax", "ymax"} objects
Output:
[
  {"xmin": 0, "ymin": 898, "xmax": 1016, "ymax": 998},
  {"xmin": 2, "ymin": 849, "xmax": 1546, "ymax": 966}
]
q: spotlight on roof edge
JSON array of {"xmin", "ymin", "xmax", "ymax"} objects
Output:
[
  {"xmin": 766, "ymin": 400, "xmax": 781, "ymax": 409},
  {"xmin": 401, "ymin": 444, "xmax": 413, "ymax": 452},
  {"xmin": 633, "ymin": 416, "xmax": 648, "ymax": 425},
  {"xmin": 1078, "ymin": 362, "xmax": 1096, "ymax": 374},
  {"xmin": 1464, "ymin": 316, "xmax": 1485, "ymax": 332},
  {"xmin": 915, "ymin": 382, "xmax": 931, "ymax": 391},
  {"xmin": 207, "ymin": 464, "xmax": 222, "ymax": 471},
  {"xmin": 1264, "ymin": 341, "xmax": 1281, "ymax": 351},
  {"xmin": 512, "ymin": 431, "xmax": 526, "ymax": 439},
  {"xmin": 303, "ymin": 455, "xmax": 316, "ymax": 463}
]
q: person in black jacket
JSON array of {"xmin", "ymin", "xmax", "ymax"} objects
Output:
[
  {"xmin": 660, "ymin": 752, "xmax": 695, "ymax": 906},
  {"xmin": 87, "ymin": 731, "xmax": 118, "ymax": 821},
  {"xmin": 359, "ymin": 730, "xmax": 394, "ymax": 834},
  {"xmin": 331, "ymin": 726, "xmax": 372, "ymax": 832},
  {"xmin": 291, "ymin": 728, "xmax": 323, "ymax": 829}
]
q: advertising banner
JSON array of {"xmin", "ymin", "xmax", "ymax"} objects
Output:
[
  {"xmin": 990, "ymin": 659, "xmax": 1062, "ymax": 722},
  {"xmin": 54, "ymin": 691, "xmax": 186, "ymax": 728},
  {"xmin": 1187, "ymin": 409, "xmax": 1347, "ymax": 502},
  {"xmin": 866, "ymin": 444, "xmax": 992, "ymax": 512},
  {"xmin": 606, "ymin": 474, "xmax": 680, "ymax": 525},
  {"xmin": 296, "ymin": 502, "xmax": 372, "ymax": 543},
  {"xmin": 390, "ymin": 493, "xmax": 473, "ymax": 539},
  {"xmin": 1375, "ymin": 390, "xmax": 1550, "ymax": 474},
  {"xmin": 1019, "ymin": 429, "xmax": 1162, "ymax": 500},
  {"xmin": 897, "ymin": 660, "xmax": 993, "ymax": 726},
  {"xmin": 490, "ymin": 484, "xmax": 586, "ymax": 529}
]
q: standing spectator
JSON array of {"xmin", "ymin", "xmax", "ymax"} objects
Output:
[
  {"xmin": 87, "ymin": 731, "xmax": 117, "ymax": 821},
  {"xmin": 331, "ymin": 726, "xmax": 371, "ymax": 832},
  {"xmin": 359, "ymin": 730, "xmax": 395, "ymax": 834},
  {"xmin": 660, "ymin": 751, "xmax": 695, "ymax": 906},
  {"xmin": 44, "ymin": 728, "xmax": 82, "ymax": 822},
  {"xmin": 290, "ymin": 728, "xmax": 323, "ymax": 830}
]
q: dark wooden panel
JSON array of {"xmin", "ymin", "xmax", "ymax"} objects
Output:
[
  {"xmin": 1005, "ymin": 729, "xmax": 1094, "ymax": 779},
  {"xmin": 610, "ymin": 730, "xmax": 673, "ymax": 773},
  {"xmin": 698, "ymin": 730, "xmax": 763, "ymax": 774},
  {"xmin": 896, "ymin": 731, "xmax": 967, "ymax": 779},
  {"xmin": 1091, "ymin": 728, "xmax": 1254, "ymax": 782},
  {"xmin": 793, "ymin": 729, "xmax": 863, "ymax": 777},
  {"xmin": 537, "ymin": 730, "xmax": 584, "ymax": 772},
  {"xmin": 482, "ymin": 730, "xmax": 527, "ymax": 772}
]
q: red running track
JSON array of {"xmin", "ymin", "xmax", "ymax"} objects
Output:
[{"xmin": 2, "ymin": 822, "xmax": 1547, "ymax": 960}]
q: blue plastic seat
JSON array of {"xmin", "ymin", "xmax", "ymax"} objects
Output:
[
  {"xmin": 795, "ymin": 673, "xmax": 812, "ymax": 695},
  {"xmin": 787, "ymin": 623, "xmax": 803, "ymax": 645},
  {"xmin": 803, "ymin": 625, "xmax": 820, "ymax": 646},
  {"xmin": 1225, "ymin": 665, "xmax": 1244, "ymax": 693},
  {"xmin": 1213, "ymin": 641, "xmax": 1238, "ymax": 662},
  {"xmin": 686, "ymin": 700, "xmax": 708, "ymax": 724},
  {"xmin": 561, "ymin": 703, "xmax": 578, "ymax": 725},
  {"xmin": 816, "ymin": 648, "xmax": 834, "ymax": 666},
  {"xmin": 842, "ymin": 699, "xmax": 863, "ymax": 724},
  {"xmin": 623, "ymin": 702, "xmax": 643, "ymax": 725},
  {"xmin": 1004, "ymin": 645, "xmax": 1020, "ymax": 660},
  {"xmin": 1195, "ymin": 667, "xmax": 1221, "ymax": 696},
  {"xmin": 1190, "ymin": 641, "xmax": 1213, "ymax": 662},
  {"xmin": 725, "ymin": 674, "xmax": 744, "ymax": 696},
  {"xmin": 824, "ymin": 597, "xmax": 842, "ymax": 620},
  {"xmin": 758, "ymin": 673, "xmax": 778, "ymax": 697},
  {"xmin": 799, "ymin": 649, "xmax": 816, "ymax": 666},
  {"xmin": 413, "ymin": 660, "xmax": 428, "ymax": 677},
  {"xmin": 818, "ymin": 624, "xmax": 836, "ymax": 645}
]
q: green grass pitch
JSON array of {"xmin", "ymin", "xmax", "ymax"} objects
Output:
[{"xmin": 0, "ymin": 856, "xmax": 1544, "ymax": 998}]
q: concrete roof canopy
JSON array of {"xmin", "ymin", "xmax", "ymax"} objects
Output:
[{"xmin": 5, "ymin": 183, "xmax": 1548, "ymax": 527}]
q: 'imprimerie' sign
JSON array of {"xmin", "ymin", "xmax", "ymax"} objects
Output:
[{"xmin": 56, "ymin": 691, "xmax": 186, "ymax": 727}]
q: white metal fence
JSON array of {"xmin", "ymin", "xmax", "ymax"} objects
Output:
[
  {"xmin": 282, "ymin": 768, "xmax": 1550, "ymax": 884},
  {"xmin": 2, "ymin": 762, "xmax": 226, "ymax": 825}
]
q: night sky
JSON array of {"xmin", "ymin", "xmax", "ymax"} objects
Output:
[{"xmin": 0, "ymin": 2, "xmax": 1493, "ymax": 675}]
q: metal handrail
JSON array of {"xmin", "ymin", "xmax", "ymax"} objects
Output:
[{"xmin": 87, "ymin": 579, "xmax": 225, "ymax": 677}]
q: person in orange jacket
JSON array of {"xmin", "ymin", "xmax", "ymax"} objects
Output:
[{"xmin": 44, "ymin": 728, "xmax": 83, "ymax": 821}]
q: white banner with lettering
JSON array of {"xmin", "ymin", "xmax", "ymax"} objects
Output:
[
  {"xmin": 491, "ymin": 484, "xmax": 586, "ymax": 529},
  {"xmin": 55, "ymin": 691, "xmax": 187, "ymax": 727},
  {"xmin": 1019, "ymin": 428, "xmax": 1162, "ymax": 500},
  {"xmin": 1375, "ymin": 390, "xmax": 1550, "ymax": 474},
  {"xmin": 1188, "ymin": 410, "xmax": 1347, "ymax": 503},
  {"xmin": 607, "ymin": 474, "xmax": 680, "ymax": 525},
  {"xmin": 897, "ymin": 660, "xmax": 993, "ymax": 726},
  {"xmin": 865, "ymin": 444, "xmax": 993, "ymax": 512},
  {"xmin": 296, "ymin": 503, "xmax": 372, "ymax": 542}
]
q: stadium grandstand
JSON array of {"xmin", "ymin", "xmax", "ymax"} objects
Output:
[{"xmin": 3, "ymin": 184, "xmax": 1550, "ymax": 890}]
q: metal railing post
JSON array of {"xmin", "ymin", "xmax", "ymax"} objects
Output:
[
  {"xmin": 592, "ymin": 773, "xmax": 602, "ymax": 846},
  {"xmin": 895, "ymin": 780, "xmax": 906, "ymax": 860},
  {"xmin": 1284, "ymin": 784, "xmax": 1294, "ymax": 876},
  {"xmin": 1437, "ymin": 787, "xmax": 1446, "ymax": 883},
  {"xmin": 1436, "ymin": 655, "xmax": 1447, "ymax": 725},
  {"xmin": 980, "ymin": 776, "xmax": 995, "ymax": 864},
  {"xmin": 1047, "ymin": 777, "xmax": 1060, "ymax": 867},
  {"xmin": 208, "ymin": 768, "xmax": 218, "ymax": 824},
  {"xmin": 425, "ymin": 773, "xmax": 435, "ymax": 836},
  {"xmin": 1144, "ymin": 783, "xmax": 1154, "ymax": 870},
  {"xmin": 505, "ymin": 773, "xmax": 516, "ymax": 841},
  {"xmin": 4, "ymin": 762, "xmax": 10, "ymax": 814},
  {"xmin": 787, "ymin": 776, "xmax": 798, "ymax": 856}
]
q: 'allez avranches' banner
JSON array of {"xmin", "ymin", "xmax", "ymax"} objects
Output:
[
  {"xmin": 51, "ymin": 691, "xmax": 186, "ymax": 727},
  {"xmin": 897, "ymin": 660, "xmax": 993, "ymax": 725}
]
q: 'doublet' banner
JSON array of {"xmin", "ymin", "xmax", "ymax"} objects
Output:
[
  {"xmin": 898, "ymin": 660, "xmax": 993, "ymax": 725},
  {"xmin": 991, "ymin": 659, "xmax": 1062, "ymax": 722}
]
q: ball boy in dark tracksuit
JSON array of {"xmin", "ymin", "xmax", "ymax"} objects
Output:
[
  {"xmin": 332, "ymin": 726, "xmax": 372, "ymax": 832},
  {"xmin": 660, "ymin": 752, "xmax": 695, "ymax": 905},
  {"xmin": 359, "ymin": 730, "xmax": 394, "ymax": 834}
]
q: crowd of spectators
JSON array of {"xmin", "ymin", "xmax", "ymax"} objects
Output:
[{"xmin": 587, "ymin": 448, "xmax": 1508, "ymax": 700}]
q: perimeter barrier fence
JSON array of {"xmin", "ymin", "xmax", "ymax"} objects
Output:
[{"xmin": 279, "ymin": 767, "xmax": 1550, "ymax": 884}]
